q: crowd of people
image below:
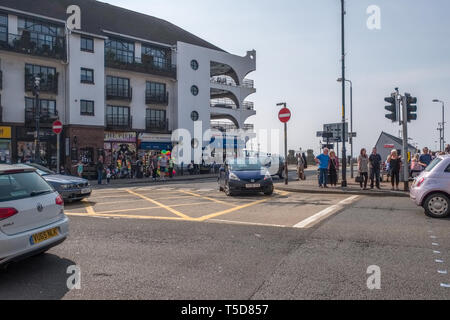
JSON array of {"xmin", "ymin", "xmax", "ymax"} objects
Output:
[{"xmin": 309, "ymin": 144, "xmax": 450, "ymax": 191}]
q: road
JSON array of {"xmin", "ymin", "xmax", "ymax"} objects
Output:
[{"xmin": 0, "ymin": 176, "xmax": 449, "ymax": 300}]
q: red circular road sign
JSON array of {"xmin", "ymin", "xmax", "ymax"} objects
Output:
[
  {"xmin": 52, "ymin": 120, "xmax": 63, "ymax": 134},
  {"xmin": 278, "ymin": 108, "xmax": 291, "ymax": 123}
]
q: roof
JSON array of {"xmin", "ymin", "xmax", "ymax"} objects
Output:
[
  {"xmin": 377, "ymin": 131, "xmax": 417, "ymax": 150},
  {"xmin": 0, "ymin": 164, "xmax": 36, "ymax": 173},
  {"xmin": 0, "ymin": 0, "xmax": 224, "ymax": 51}
]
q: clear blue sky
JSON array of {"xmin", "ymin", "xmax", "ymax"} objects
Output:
[{"xmin": 104, "ymin": 0, "xmax": 450, "ymax": 154}]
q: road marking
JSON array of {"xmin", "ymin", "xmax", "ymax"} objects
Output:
[
  {"xmin": 179, "ymin": 190, "xmax": 238, "ymax": 207},
  {"xmin": 435, "ymin": 260, "xmax": 444, "ymax": 263},
  {"xmin": 82, "ymin": 199, "xmax": 96, "ymax": 215},
  {"xmin": 430, "ymin": 236, "xmax": 437, "ymax": 239},
  {"xmin": 208, "ymin": 219, "xmax": 286, "ymax": 228},
  {"xmin": 438, "ymin": 270, "xmax": 448, "ymax": 274},
  {"xmin": 434, "ymin": 251, "xmax": 441, "ymax": 254},
  {"xmin": 441, "ymin": 283, "xmax": 450, "ymax": 288},
  {"xmin": 125, "ymin": 189, "xmax": 193, "ymax": 220},
  {"xmin": 196, "ymin": 198, "xmax": 271, "ymax": 222},
  {"xmin": 66, "ymin": 212, "xmax": 187, "ymax": 221},
  {"xmin": 293, "ymin": 195, "xmax": 359, "ymax": 229},
  {"xmin": 432, "ymin": 243, "xmax": 440, "ymax": 246}
]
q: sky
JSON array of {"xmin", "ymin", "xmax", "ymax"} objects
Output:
[{"xmin": 104, "ymin": 0, "xmax": 450, "ymax": 155}]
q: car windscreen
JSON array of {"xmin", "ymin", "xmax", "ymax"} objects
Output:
[
  {"xmin": 425, "ymin": 158, "xmax": 442, "ymax": 172},
  {"xmin": 228, "ymin": 161, "xmax": 263, "ymax": 171},
  {"xmin": 28, "ymin": 164, "xmax": 54, "ymax": 176},
  {"xmin": 0, "ymin": 172, "xmax": 54, "ymax": 202}
]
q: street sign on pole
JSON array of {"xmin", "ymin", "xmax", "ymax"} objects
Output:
[
  {"xmin": 52, "ymin": 120, "xmax": 63, "ymax": 135},
  {"xmin": 277, "ymin": 104, "xmax": 290, "ymax": 185},
  {"xmin": 53, "ymin": 120, "xmax": 63, "ymax": 174},
  {"xmin": 278, "ymin": 108, "xmax": 291, "ymax": 123}
]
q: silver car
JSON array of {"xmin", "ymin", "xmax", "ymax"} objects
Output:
[
  {"xmin": 0, "ymin": 165, "xmax": 69, "ymax": 268},
  {"xmin": 410, "ymin": 155, "xmax": 450, "ymax": 218}
]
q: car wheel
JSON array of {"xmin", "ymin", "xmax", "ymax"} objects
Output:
[
  {"xmin": 424, "ymin": 193, "xmax": 450, "ymax": 218},
  {"xmin": 219, "ymin": 185, "xmax": 224, "ymax": 192},
  {"xmin": 264, "ymin": 186, "xmax": 274, "ymax": 196},
  {"xmin": 224, "ymin": 183, "xmax": 233, "ymax": 197},
  {"xmin": 278, "ymin": 172, "xmax": 283, "ymax": 179}
]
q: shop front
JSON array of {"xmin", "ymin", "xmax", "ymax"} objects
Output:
[
  {"xmin": 16, "ymin": 127, "xmax": 57, "ymax": 169},
  {"xmin": 0, "ymin": 126, "xmax": 12, "ymax": 164},
  {"xmin": 104, "ymin": 131, "xmax": 137, "ymax": 166},
  {"xmin": 137, "ymin": 133, "xmax": 173, "ymax": 176}
]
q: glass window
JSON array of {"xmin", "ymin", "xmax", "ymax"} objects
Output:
[
  {"xmin": 0, "ymin": 172, "xmax": 53, "ymax": 203},
  {"xmin": 80, "ymin": 100, "xmax": 94, "ymax": 116},
  {"xmin": 191, "ymin": 85, "xmax": 199, "ymax": 96},
  {"xmin": 17, "ymin": 17, "xmax": 63, "ymax": 50},
  {"xmin": 25, "ymin": 97, "xmax": 56, "ymax": 115},
  {"xmin": 191, "ymin": 60, "xmax": 199, "ymax": 70},
  {"xmin": 141, "ymin": 44, "xmax": 171, "ymax": 69},
  {"xmin": 146, "ymin": 109, "xmax": 166, "ymax": 122},
  {"xmin": 0, "ymin": 14, "xmax": 7, "ymax": 43},
  {"xmin": 25, "ymin": 64, "xmax": 57, "ymax": 88},
  {"xmin": 105, "ymin": 38, "xmax": 135, "ymax": 64},
  {"xmin": 81, "ymin": 36, "xmax": 94, "ymax": 52},
  {"xmin": 146, "ymin": 81, "xmax": 166, "ymax": 95},
  {"xmin": 81, "ymin": 68, "xmax": 94, "ymax": 83},
  {"xmin": 425, "ymin": 158, "xmax": 442, "ymax": 173}
]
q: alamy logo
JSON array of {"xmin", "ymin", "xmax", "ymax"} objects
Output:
[
  {"xmin": 366, "ymin": 265, "xmax": 381, "ymax": 290},
  {"xmin": 66, "ymin": 265, "xmax": 81, "ymax": 290},
  {"xmin": 66, "ymin": 5, "xmax": 81, "ymax": 30},
  {"xmin": 366, "ymin": 5, "xmax": 381, "ymax": 30}
]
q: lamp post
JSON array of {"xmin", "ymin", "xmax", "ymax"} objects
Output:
[
  {"xmin": 337, "ymin": 78, "xmax": 353, "ymax": 178},
  {"xmin": 432, "ymin": 99, "xmax": 445, "ymax": 152}
]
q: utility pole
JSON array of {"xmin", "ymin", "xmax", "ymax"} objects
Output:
[
  {"xmin": 401, "ymin": 94, "xmax": 409, "ymax": 191},
  {"xmin": 340, "ymin": 0, "xmax": 347, "ymax": 187},
  {"xmin": 33, "ymin": 76, "xmax": 41, "ymax": 164}
]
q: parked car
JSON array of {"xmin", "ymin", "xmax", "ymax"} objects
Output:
[
  {"xmin": 261, "ymin": 155, "xmax": 285, "ymax": 179},
  {"xmin": 410, "ymin": 155, "xmax": 450, "ymax": 218},
  {"xmin": 218, "ymin": 158, "xmax": 274, "ymax": 196},
  {"xmin": 17, "ymin": 163, "xmax": 91, "ymax": 202},
  {"xmin": 0, "ymin": 164, "xmax": 69, "ymax": 268}
]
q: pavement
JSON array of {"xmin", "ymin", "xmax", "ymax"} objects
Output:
[{"xmin": 1, "ymin": 178, "xmax": 448, "ymax": 300}]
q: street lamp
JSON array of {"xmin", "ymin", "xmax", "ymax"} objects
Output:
[
  {"xmin": 432, "ymin": 99, "xmax": 445, "ymax": 151},
  {"xmin": 339, "ymin": 0, "xmax": 347, "ymax": 187},
  {"xmin": 337, "ymin": 77, "xmax": 353, "ymax": 178}
]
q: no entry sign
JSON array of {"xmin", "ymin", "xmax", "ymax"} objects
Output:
[
  {"xmin": 52, "ymin": 120, "xmax": 63, "ymax": 135},
  {"xmin": 278, "ymin": 108, "xmax": 291, "ymax": 123}
]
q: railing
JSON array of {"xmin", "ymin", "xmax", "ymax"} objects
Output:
[
  {"xmin": 105, "ymin": 115, "xmax": 133, "ymax": 130},
  {"xmin": 106, "ymin": 84, "xmax": 132, "ymax": 101},
  {"xmin": 105, "ymin": 51, "xmax": 176, "ymax": 78},
  {"xmin": 210, "ymin": 98, "xmax": 236, "ymax": 109},
  {"xmin": 243, "ymin": 101, "xmax": 254, "ymax": 110},
  {"xmin": 210, "ymin": 122, "xmax": 238, "ymax": 132},
  {"xmin": 243, "ymin": 123, "xmax": 255, "ymax": 131},
  {"xmin": 25, "ymin": 73, "xmax": 59, "ymax": 94},
  {"xmin": 210, "ymin": 76, "xmax": 254, "ymax": 89},
  {"xmin": 0, "ymin": 70, "xmax": 2, "ymax": 90},
  {"xmin": 145, "ymin": 92, "xmax": 169, "ymax": 105},
  {"xmin": 25, "ymin": 107, "xmax": 59, "ymax": 127},
  {"xmin": 0, "ymin": 32, "xmax": 66, "ymax": 60},
  {"xmin": 145, "ymin": 118, "xmax": 170, "ymax": 133}
]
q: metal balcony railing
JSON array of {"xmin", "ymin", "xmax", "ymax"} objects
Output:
[
  {"xmin": 243, "ymin": 101, "xmax": 254, "ymax": 110},
  {"xmin": 0, "ymin": 32, "xmax": 66, "ymax": 60},
  {"xmin": 105, "ymin": 51, "xmax": 176, "ymax": 78},
  {"xmin": 106, "ymin": 84, "xmax": 132, "ymax": 101},
  {"xmin": 25, "ymin": 107, "xmax": 59, "ymax": 127},
  {"xmin": 106, "ymin": 115, "xmax": 133, "ymax": 130},
  {"xmin": 145, "ymin": 92, "xmax": 169, "ymax": 105},
  {"xmin": 145, "ymin": 118, "xmax": 170, "ymax": 133},
  {"xmin": 25, "ymin": 73, "xmax": 59, "ymax": 94},
  {"xmin": 210, "ymin": 76, "xmax": 254, "ymax": 89},
  {"xmin": 210, "ymin": 98, "xmax": 236, "ymax": 109},
  {"xmin": 0, "ymin": 70, "xmax": 2, "ymax": 90},
  {"xmin": 243, "ymin": 123, "xmax": 255, "ymax": 131},
  {"xmin": 210, "ymin": 122, "xmax": 238, "ymax": 132}
]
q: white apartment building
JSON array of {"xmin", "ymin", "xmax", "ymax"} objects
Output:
[{"xmin": 0, "ymin": 0, "xmax": 256, "ymax": 173}]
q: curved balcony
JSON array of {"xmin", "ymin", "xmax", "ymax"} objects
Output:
[{"xmin": 0, "ymin": 32, "xmax": 66, "ymax": 60}]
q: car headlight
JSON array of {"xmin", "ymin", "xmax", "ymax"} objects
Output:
[
  {"xmin": 60, "ymin": 184, "xmax": 72, "ymax": 190},
  {"xmin": 229, "ymin": 172, "xmax": 240, "ymax": 181}
]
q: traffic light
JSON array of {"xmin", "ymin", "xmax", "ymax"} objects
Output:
[
  {"xmin": 384, "ymin": 95, "xmax": 397, "ymax": 122},
  {"xmin": 32, "ymin": 76, "xmax": 40, "ymax": 97},
  {"xmin": 405, "ymin": 93, "xmax": 418, "ymax": 122}
]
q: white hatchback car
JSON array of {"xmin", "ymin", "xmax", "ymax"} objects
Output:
[{"xmin": 0, "ymin": 165, "xmax": 69, "ymax": 268}]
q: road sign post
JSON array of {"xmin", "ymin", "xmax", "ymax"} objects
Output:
[
  {"xmin": 277, "ymin": 105, "xmax": 291, "ymax": 185},
  {"xmin": 53, "ymin": 120, "xmax": 63, "ymax": 174}
]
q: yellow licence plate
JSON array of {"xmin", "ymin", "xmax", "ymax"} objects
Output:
[{"xmin": 31, "ymin": 228, "xmax": 59, "ymax": 245}]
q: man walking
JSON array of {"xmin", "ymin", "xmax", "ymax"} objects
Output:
[
  {"xmin": 96, "ymin": 156, "xmax": 104, "ymax": 185},
  {"xmin": 315, "ymin": 148, "xmax": 330, "ymax": 188},
  {"xmin": 369, "ymin": 147, "xmax": 382, "ymax": 190},
  {"xmin": 419, "ymin": 147, "xmax": 432, "ymax": 169}
]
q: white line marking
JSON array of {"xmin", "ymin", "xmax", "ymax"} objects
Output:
[
  {"xmin": 430, "ymin": 236, "xmax": 437, "ymax": 239},
  {"xmin": 434, "ymin": 251, "xmax": 441, "ymax": 254},
  {"xmin": 441, "ymin": 283, "xmax": 450, "ymax": 288},
  {"xmin": 432, "ymin": 243, "xmax": 440, "ymax": 246},
  {"xmin": 208, "ymin": 219, "xmax": 286, "ymax": 228},
  {"xmin": 293, "ymin": 195, "xmax": 359, "ymax": 229},
  {"xmin": 435, "ymin": 260, "xmax": 444, "ymax": 263},
  {"xmin": 438, "ymin": 270, "xmax": 448, "ymax": 275}
]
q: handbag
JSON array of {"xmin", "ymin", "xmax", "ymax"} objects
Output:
[{"xmin": 355, "ymin": 174, "xmax": 363, "ymax": 183}]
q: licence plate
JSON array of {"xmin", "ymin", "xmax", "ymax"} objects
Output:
[
  {"xmin": 30, "ymin": 228, "xmax": 59, "ymax": 245},
  {"xmin": 246, "ymin": 184, "xmax": 261, "ymax": 189},
  {"xmin": 81, "ymin": 188, "xmax": 91, "ymax": 194}
]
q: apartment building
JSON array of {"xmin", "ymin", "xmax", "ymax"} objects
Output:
[{"xmin": 0, "ymin": 0, "xmax": 256, "ymax": 171}]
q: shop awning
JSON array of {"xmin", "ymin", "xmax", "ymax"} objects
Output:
[{"xmin": 140, "ymin": 142, "xmax": 173, "ymax": 151}]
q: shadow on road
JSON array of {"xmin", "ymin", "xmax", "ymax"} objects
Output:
[{"xmin": 0, "ymin": 253, "xmax": 76, "ymax": 300}]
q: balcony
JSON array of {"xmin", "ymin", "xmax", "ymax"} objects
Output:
[
  {"xmin": 106, "ymin": 115, "xmax": 133, "ymax": 130},
  {"xmin": 105, "ymin": 52, "xmax": 176, "ymax": 79},
  {"xmin": 25, "ymin": 73, "xmax": 59, "ymax": 94},
  {"xmin": 210, "ymin": 76, "xmax": 254, "ymax": 89},
  {"xmin": 145, "ymin": 92, "xmax": 169, "ymax": 105},
  {"xmin": 145, "ymin": 119, "xmax": 170, "ymax": 134},
  {"xmin": 106, "ymin": 84, "xmax": 132, "ymax": 101},
  {"xmin": 210, "ymin": 98, "xmax": 236, "ymax": 109},
  {"xmin": 25, "ymin": 107, "xmax": 59, "ymax": 127},
  {"xmin": 0, "ymin": 70, "xmax": 2, "ymax": 90},
  {"xmin": 243, "ymin": 101, "xmax": 254, "ymax": 110},
  {"xmin": 0, "ymin": 32, "xmax": 66, "ymax": 60}
]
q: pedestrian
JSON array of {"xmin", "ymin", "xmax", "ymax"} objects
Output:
[
  {"xmin": 358, "ymin": 148, "xmax": 369, "ymax": 190},
  {"xmin": 302, "ymin": 152, "xmax": 308, "ymax": 169},
  {"xmin": 168, "ymin": 156, "xmax": 174, "ymax": 179},
  {"xmin": 73, "ymin": 160, "xmax": 84, "ymax": 178},
  {"xmin": 410, "ymin": 154, "xmax": 423, "ymax": 178},
  {"xmin": 296, "ymin": 153, "xmax": 306, "ymax": 181},
  {"xmin": 96, "ymin": 156, "xmax": 104, "ymax": 185},
  {"xmin": 315, "ymin": 148, "xmax": 330, "ymax": 188},
  {"xmin": 160, "ymin": 154, "xmax": 167, "ymax": 181},
  {"xmin": 445, "ymin": 144, "xmax": 450, "ymax": 154},
  {"xmin": 387, "ymin": 149, "xmax": 402, "ymax": 191},
  {"xmin": 106, "ymin": 167, "xmax": 111, "ymax": 184},
  {"xmin": 419, "ymin": 147, "xmax": 432, "ymax": 169},
  {"xmin": 151, "ymin": 155, "xmax": 158, "ymax": 181},
  {"xmin": 328, "ymin": 150, "xmax": 339, "ymax": 187},
  {"xmin": 369, "ymin": 147, "xmax": 382, "ymax": 190}
]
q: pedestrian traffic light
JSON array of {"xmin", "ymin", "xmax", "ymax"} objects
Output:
[
  {"xmin": 384, "ymin": 95, "xmax": 397, "ymax": 122},
  {"xmin": 405, "ymin": 93, "xmax": 418, "ymax": 122}
]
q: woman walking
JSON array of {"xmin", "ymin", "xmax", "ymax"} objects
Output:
[
  {"xmin": 358, "ymin": 148, "xmax": 369, "ymax": 190},
  {"xmin": 328, "ymin": 150, "xmax": 339, "ymax": 187},
  {"xmin": 387, "ymin": 149, "xmax": 402, "ymax": 191}
]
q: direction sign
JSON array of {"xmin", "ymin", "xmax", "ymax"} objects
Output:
[
  {"xmin": 52, "ymin": 120, "xmax": 63, "ymax": 135},
  {"xmin": 323, "ymin": 123, "xmax": 349, "ymax": 143},
  {"xmin": 278, "ymin": 108, "xmax": 291, "ymax": 123}
]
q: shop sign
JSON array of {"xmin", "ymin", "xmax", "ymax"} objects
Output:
[
  {"xmin": 0, "ymin": 126, "xmax": 11, "ymax": 139},
  {"xmin": 138, "ymin": 133, "xmax": 172, "ymax": 143},
  {"xmin": 104, "ymin": 131, "xmax": 136, "ymax": 143}
]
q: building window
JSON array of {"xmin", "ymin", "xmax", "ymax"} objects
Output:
[
  {"xmin": 191, "ymin": 111, "xmax": 199, "ymax": 121},
  {"xmin": 81, "ymin": 68, "xmax": 94, "ymax": 84},
  {"xmin": 106, "ymin": 76, "xmax": 131, "ymax": 98},
  {"xmin": 105, "ymin": 38, "xmax": 135, "ymax": 64},
  {"xmin": 25, "ymin": 64, "xmax": 57, "ymax": 88},
  {"xmin": 191, "ymin": 60, "xmax": 199, "ymax": 70},
  {"xmin": 191, "ymin": 85, "xmax": 199, "ymax": 96},
  {"xmin": 141, "ymin": 44, "xmax": 171, "ymax": 69},
  {"xmin": 146, "ymin": 109, "xmax": 166, "ymax": 122},
  {"xmin": 18, "ymin": 17, "xmax": 64, "ymax": 51},
  {"xmin": 0, "ymin": 14, "xmax": 7, "ymax": 43},
  {"xmin": 146, "ymin": 81, "xmax": 166, "ymax": 96},
  {"xmin": 80, "ymin": 100, "xmax": 94, "ymax": 116},
  {"xmin": 25, "ymin": 97, "xmax": 57, "ymax": 115},
  {"xmin": 106, "ymin": 105, "xmax": 130, "ymax": 126},
  {"xmin": 81, "ymin": 36, "xmax": 94, "ymax": 52}
]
